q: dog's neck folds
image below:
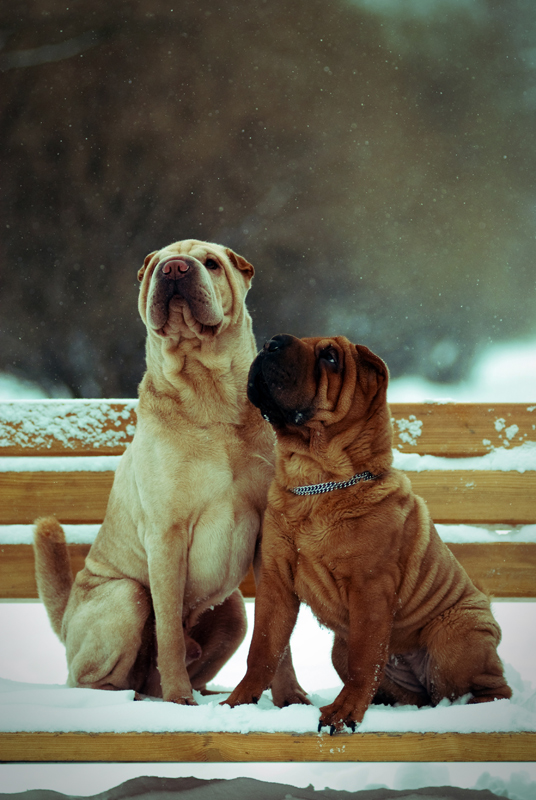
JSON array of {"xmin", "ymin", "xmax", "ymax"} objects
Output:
[
  {"xmin": 141, "ymin": 324, "xmax": 256, "ymax": 426},
  {"xmin": 289, "ymin": 470, "xmax": 380, "ymax": 496},
  {"xmin": 274, "ymin": 415, "xmax": 393, "ymax": 495}
]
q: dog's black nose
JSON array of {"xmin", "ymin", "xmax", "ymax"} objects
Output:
[{"xmin": 264, "ymin": 334, "xmax": 294, "ymax": 353}]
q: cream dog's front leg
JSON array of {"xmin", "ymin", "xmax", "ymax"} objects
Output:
[{"xmin": 147, "ymin": 527, "xmax": 195, "ymax": 704}]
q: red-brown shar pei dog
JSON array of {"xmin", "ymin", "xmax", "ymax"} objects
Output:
[{"xmin": 224, "ymin": 334, "xmax": 512, "ymax": 732}]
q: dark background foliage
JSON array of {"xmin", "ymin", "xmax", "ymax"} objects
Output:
[{"xmin": 1, "ymin": 0, "xmax": 535, "ymax": 397}]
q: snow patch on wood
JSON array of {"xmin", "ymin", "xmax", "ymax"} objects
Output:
[{"xmin": 0, "ymin": 400, "xmax": 137, "ymax": 451}]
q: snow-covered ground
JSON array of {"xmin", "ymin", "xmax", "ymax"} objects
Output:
[
  {"xmin": 1, "ymin": 599, "xmax": 534, "ymax": 735},
  {"xmin": 1, "ymin": 336, "xmax": 535, "ymax": 798},
  {"xmin": 0, "ymin": 373, "xmax": 48, "ymax": 400},
  {"xmin": 387, "ymin": 336, "xmax": 536, "ymax": 403}
]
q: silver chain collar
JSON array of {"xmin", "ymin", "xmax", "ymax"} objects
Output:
[{"xmin": 289, "ymin": 470, "xmax": 379, "ymax": 496}]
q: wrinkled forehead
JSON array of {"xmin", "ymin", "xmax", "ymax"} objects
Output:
[
  {"xmin": 301, "ymin": 335, "xmax": 352, "ymax": 355},
  {"xmin": 158, "ymin": 239, "xmax": 227, "ymax": 261},
  {"xmin": 301, "ymin": 336, "xmax": 333, "ymax": 350}
]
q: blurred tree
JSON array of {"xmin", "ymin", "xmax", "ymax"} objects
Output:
[{"xmin": 0, "ymin": 0, "xmax": 534, "ymax": 396}]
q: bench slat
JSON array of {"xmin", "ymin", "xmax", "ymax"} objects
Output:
[
  {"xmin": 0, "ymin": 401, "xmax": 137, "ymax": 456},
  {"xmin": 0, "ymin": 731, "xmax": 534, "ymax": 762},
  {"xmin": 392, "ymin": 402, "xmax": 536, "ymax": 456},
  {"xmin": 1, "ymin": 402, "xmax": 534, "ymax": 457},
  {"xmin": 449, "ymin": 542, "xmax": 536, "ymax": 597},
  {"xmin": 0, "ymin": 472, "xmax": 112, "ymax": 523},
  {"xmin": 410, "ymin": 471, "xmax": 536, "ymax": 525},
  {"xmin": 1, "ymin": 543, "xmax": 534, "ymax": 599},
  {"xmin": 0, "ymin": 470, "xmax": 534, "ymax": 525}
]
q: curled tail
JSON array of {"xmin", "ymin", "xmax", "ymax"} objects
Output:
[{"xmin": 33, "ymin": 517, "xmax": 73, "ymax": 640}]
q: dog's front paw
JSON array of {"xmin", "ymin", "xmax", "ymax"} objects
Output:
[
  {"xmin": 221, "ymin": 681, "xmax": 262, "ymax": 708},
  {"xmin": 271, "ymin": 681, "xmax": 312, "ymax": 708},
  {"xmin": 318, "ymin": 687, "xmax": 365, "ymax": 735},
  {"xmin": 164, "ymin": 691, "xmax": 198, "ymax": 706}
]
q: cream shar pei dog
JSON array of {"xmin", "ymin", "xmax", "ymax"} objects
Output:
[{"xmin": 34, "ymin": 240, "xmax": 307, "ymax": 706}]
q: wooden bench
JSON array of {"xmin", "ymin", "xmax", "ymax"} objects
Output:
[{"xmin": 0, "ymin": 399, "xmax": 535, "ymax": 762}]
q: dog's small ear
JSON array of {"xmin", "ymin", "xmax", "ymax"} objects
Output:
[
  {"xmin": 138, "ymin": 251, "xmax": 157, "ymax": 282},
  {"xmin": 225, "ymin": 248, "xmax": 255, "ymax": 280},
  {"xmin": 355, "ymin": 344, "xmax": 389, "ymax": 383}
]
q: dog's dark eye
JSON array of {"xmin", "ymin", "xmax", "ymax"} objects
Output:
[
  {"xmin": 319, "ymin": 347, "xmax": 339, "ymax": 367},
  {"xmin": 205, "ymin": 258, "xmax": 220, "ymax": 270}
]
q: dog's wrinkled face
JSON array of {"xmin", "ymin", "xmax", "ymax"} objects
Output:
[
  {"xmin": 247, "ymin": 334, "xmax": 388, "ymax": 429},
  {"xmin": 137, "ymin": 239, "xmax": 254, "ymax": 339}
]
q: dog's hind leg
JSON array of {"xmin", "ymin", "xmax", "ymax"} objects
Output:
[
  {"xmin": 373, "ymin": 651, "xmax": 432, "ymax": 707},
  {"xmin": 420, "ymin": 606, "xmax": 512, "ymax": 704},
  {"xmin": 270, "ymin": 644, "xmax": 311, "ymax": 708},
  {"xmin": 65, "ymin": 575, "xmax": 152, "ymax": 693},
  {"xmin": 187, "ymin": 590, "xmax": 247, "ymax": 691},
  {"xmin": 373, "ymin": 675, "xmax": 432, "ymax": 708}
]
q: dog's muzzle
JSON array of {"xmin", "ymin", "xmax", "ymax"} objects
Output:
[{"xmin": 148, "ymin": 255, "xmax": 222, "ymax": 330}]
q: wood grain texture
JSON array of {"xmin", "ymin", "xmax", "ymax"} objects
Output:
[
  {"xmin": 0, "ymin": 731, "xmax": 534, "ymax": 762},
  {"xmin": 0, "ymin": 544, "xmax": 89, "ymax": 598},
  {"xmin": 0, "ymin": 472, "xmax": 113, "ymax": 523},
  {"xmin": 409, "ymin": 471, "xmax": 536, "ymax": 525},
  {"xmin": 391, "ymin": 402, "xmax": 536, "ymax": 456},
  {"xmin": 1, "ymin": 470, "xmax": 534, "ymax": 525},
  {"xmin": 1, "ymin": 401, "xmax": 534, "ymax": 456},
  {"xmin": 2, "ymin": 544, "xmax": 534, "ymax": 599},
  {"xmin": 448, "ymin": 542, "xmax": 536, "ymax": 597}
]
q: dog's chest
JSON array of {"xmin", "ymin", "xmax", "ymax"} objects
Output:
[
  {"xmin": 180, "ymin": 446, "xmax": 267, "ymax": 610},
  {"xmin": 187, "ymin": 506, "xmax": 257, "ymax": 578},
  {"xmin": 290, "ymin": 527, "xmax": 355, "ymax": 632},
  {"xmin": 132, "ymin": 417, "xmax": 270, "ymax": 611}
]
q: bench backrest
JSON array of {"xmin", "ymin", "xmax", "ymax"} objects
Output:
[{"xmin": 0, "ymin": 400, "xmax": 534, "ymax": 600}]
